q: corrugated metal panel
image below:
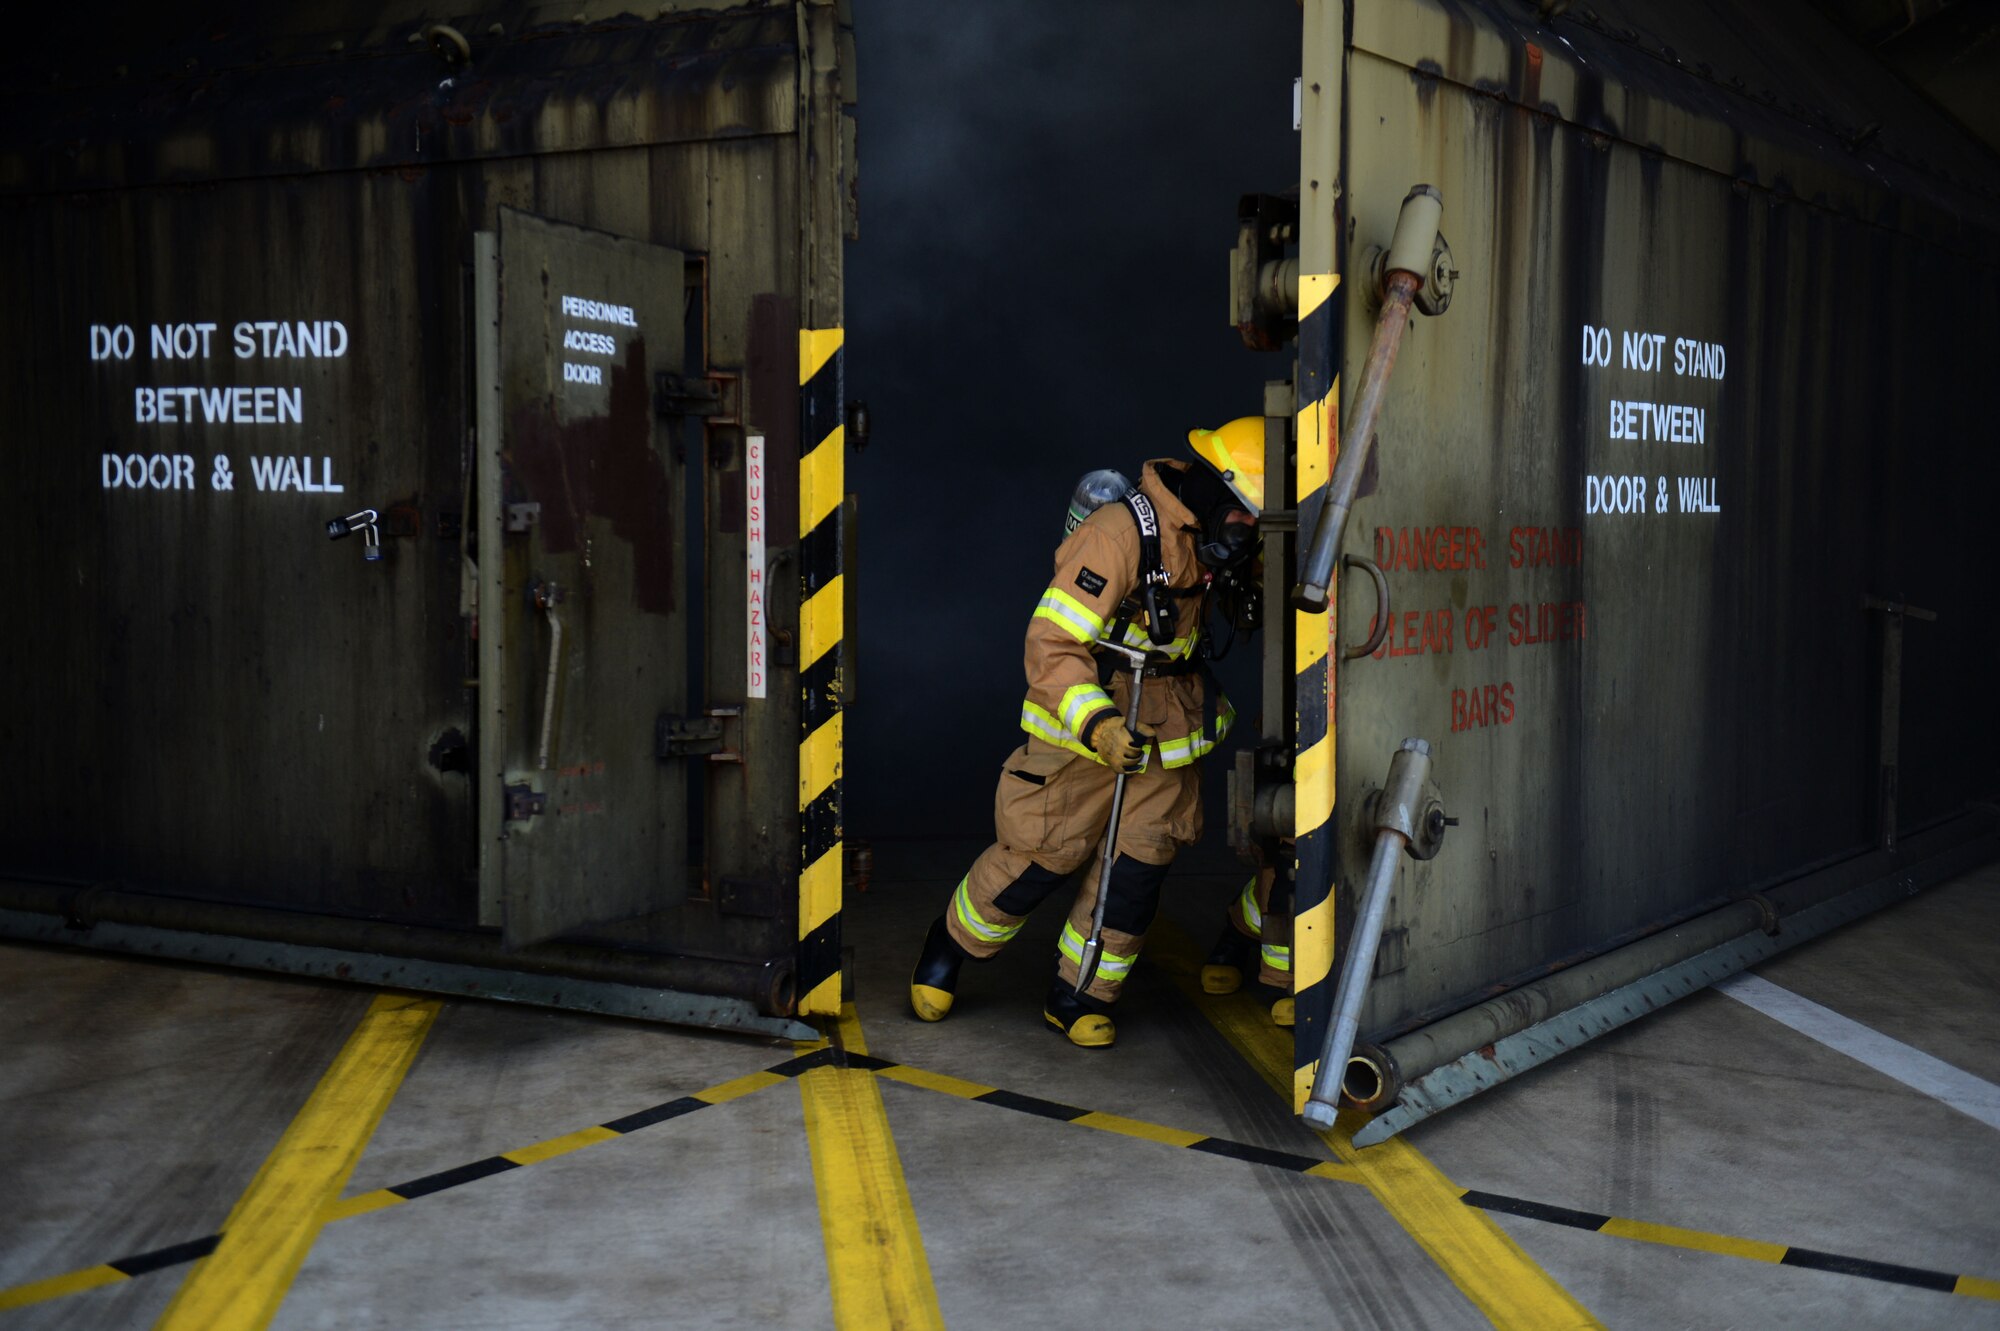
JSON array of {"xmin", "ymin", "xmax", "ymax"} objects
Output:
[
  {"xmin": 0, "ymin": 4, "xmax": 798, "ymax": 193},
  {"xmin": 1326, "ymin": 0, "xmax": 2000, "ymax": 1039}
]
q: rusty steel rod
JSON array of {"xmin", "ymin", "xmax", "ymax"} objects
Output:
[
  {"xmin": 1303, "ymin": 738, "xmax": 1434, "ymax": 1130},
  {"xmin": 1291, "ymin": 268, "xmax": 1419, "ymax": 613}
]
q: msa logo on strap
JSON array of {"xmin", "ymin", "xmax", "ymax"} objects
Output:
[{"xmin": 1127, "ymin": 492, "xmax": 1160, "ymax": 539}]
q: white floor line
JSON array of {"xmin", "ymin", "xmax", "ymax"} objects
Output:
[{"xmin": 1715, "ymin": 972, "xmax": 2000, "ymax": 1132}]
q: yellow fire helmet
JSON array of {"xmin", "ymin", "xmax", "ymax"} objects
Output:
[{"xmin": 1186, "ymin": 418, "xmax": 1266, "ymax": 516}]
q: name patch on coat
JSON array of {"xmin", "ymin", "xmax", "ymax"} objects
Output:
[{"xmin": 1074, "ymin": 567, "xmax": 1108, "ymax": 597}]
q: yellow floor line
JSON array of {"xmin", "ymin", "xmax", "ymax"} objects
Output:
[
  {"xmin": 153, "ymin": 992, "xmax": 440, "ymax": 1331},
  {"xmin": 0, "ymin": 1264, "xmax": 127, "ymax": 1311},
  {"xmin": 796, "ymin": 1004, "xmax": 945, "ymax": 1331},
  {"xmin": 1151, "ymin": 925, "xmax": 1602, "ymax": 1331}
]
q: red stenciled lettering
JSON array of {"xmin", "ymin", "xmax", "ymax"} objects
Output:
[
  {"xmin": 1509, "ymin": 526, "xmax": 1584, "ymax": 569},
  {"xmin": 1464, "ymin": 604, "xmax": 1499, "ymax": 651},
  {"xmin": 1507, "ymin": 601, "xmax": 1588, "ymax": 647},
  {"xmin": 1374, "ymin": 525, "xmax": 1487, "ymax": 572},
  {"xmin": 1451, "ymin": 680, "xmax": 1516, "ymax": 733},
  {"xmin": 1373, "ymin": 607, "xmax": 1456, "ymax": 659}
]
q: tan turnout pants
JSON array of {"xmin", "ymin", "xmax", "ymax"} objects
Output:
[
  {"xmin": 943, "ymin": 736, "xmax": 1202, "ymax": 1002},
  {"xmin": 1228, "ymin": 864, "xmax": 1294, "ymax": 990}
]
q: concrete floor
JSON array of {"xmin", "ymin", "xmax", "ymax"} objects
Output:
[{"xmin": 2, "ymin": 846, "xmax": 1996, "ymax": 1329}]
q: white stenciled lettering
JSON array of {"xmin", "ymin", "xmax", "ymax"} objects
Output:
[
  {"xmin": 1584, "ymin": 474, "xmax": 1651, "ymax": 516},
  {"xmin": 135, "ymin": 385, "xmax": 303, "ymax": 424},
  {"xmin": 1677, "ymin": 476, "xmax": 1721, "ymax": 513},
  {"xmin": 1621, "ymin": 329, "xmax": 1667, "ymax": 372},
  {"xmin": 90, "ymin": 324, "xmax": 137, "ymax": 361},
  {"xmin": 1674, "ymin": 337, "xmax": 1726, "ymax": 380},
  {"xmin": 247, "ymin": 455, "xmax": 344, "ymax": 493},
  {"xmin": 101, "ymin": 452, "xmax": 197, "ymax": 490},
  {"xmin": 1609, "ymin": 400, "xmax": 1706, "ymax": 444},
  {"xmin": 1581, "ymin": 323, "xmax": 1612, "ymax": 367},
  {"xmin": 150, "ymin": 322, "xmax": 218, "ymax": 360},
  {"xmin": 231, "ymin": 320, "xmax": 349, "ymax": 358},
  {"xmin": 562, "ymin": 328, "xmax": 619, "ymax": 357},
  {"xmin": 559, "ymin": 295, "xmax": 639, "ymax": 328},
  {"xmin": 563, "ymin": 362, "xmax": 603, "ymax": 385}
]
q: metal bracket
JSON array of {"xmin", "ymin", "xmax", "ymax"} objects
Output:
[
  {"xmin": 656, "ymin": 713, "xmax": 725, "ymax": 759},
  {"xmin": 654, "ymin": 372, "xmax": 723, "ymax": 418},
  {"xmin": 503, "ymin": 783, "xmax": 546, "ymax": 822},
  {"xmin": 506, "ymin": 502, "xmax": 541, "ymax": 533}
]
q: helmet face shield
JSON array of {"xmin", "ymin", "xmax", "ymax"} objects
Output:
[{"xmin": 1186, "ymin": 418, "xmax": 1266, "ymax": 516}]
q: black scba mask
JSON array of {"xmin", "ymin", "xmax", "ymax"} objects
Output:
[{"xmin": 1176, "ymin": 462, "xmax": 1259, "ymax": 572}]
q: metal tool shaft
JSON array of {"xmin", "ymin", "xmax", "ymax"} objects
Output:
[{"xmin": 1075, "ymin": 657, "xmax": 1147, "ymax": 995}]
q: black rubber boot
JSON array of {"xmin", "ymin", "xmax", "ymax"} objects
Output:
[
  {"xmin": 909, "ymin": 916, "xmax": 969, "ymax": 1022},
  {"xmin": 1043, "ymin": 976, "xmax": 1116, "ymax": 1048},
  {"xmin": 1201, "ymin": 926, "xmax": 1258, "ymax": 995}
]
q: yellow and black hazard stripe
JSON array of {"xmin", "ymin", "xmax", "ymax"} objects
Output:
[
  {"xmin": 1291, "ymin": 271, "xmax": 1343, "ymax": 1112},
  {"xmin": 797, "ymin": 328, "xmax": 846, "ymax": 1017}
]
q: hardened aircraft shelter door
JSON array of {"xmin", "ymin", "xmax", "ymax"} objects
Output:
[{"xmin": 475, "ymin": 207, "xmax": 688, "ymax": 947}]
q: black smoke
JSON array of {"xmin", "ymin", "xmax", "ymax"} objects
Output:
[{"xmin": 846, "ymin": 0, "xmax": 1303, "ymax": 837}]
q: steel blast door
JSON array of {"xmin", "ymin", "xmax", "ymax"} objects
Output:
[{"xmin": 476, "ymin": 208, "xmax": 688, "ymax": 946}]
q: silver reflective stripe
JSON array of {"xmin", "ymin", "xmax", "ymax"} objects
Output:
[
  {"xmin": 1058, "ymin": 921, "xmax": 1135, "ymax": 979},
  {"xmin": 954, "ymin": 877, "xmax": 1021, "ymax": 945},
  {"xmin": 1261, "ymin": 944, "xmax": 1292, "ymax": 972},
  {"xmin": 1236, "ymin": 879, "xmax": 1262, "ymax": 932},
  {"xmin": 1060, "ymin": 682, "xmax": 1115, "ymax": 734},
  {"xmin": 1034, "ymin": 590, "xmax": 1103, "ymax": 644}
]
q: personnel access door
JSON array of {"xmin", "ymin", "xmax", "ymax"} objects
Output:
[{"xmin": 475, "ymin": 207, "xmax": 690, "ymax": 946}]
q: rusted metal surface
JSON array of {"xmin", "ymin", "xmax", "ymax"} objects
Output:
[
  {"xmin": 1316, "ymin": 0, "xmax": 2000, "ymax": 1051},
  {"xmin": 0, "ymin": 0, "xmax": 852, "ymax": 1022},
  {"xmin": 0, "ymin": 4, "xmax": 798, "ymax": 194}
]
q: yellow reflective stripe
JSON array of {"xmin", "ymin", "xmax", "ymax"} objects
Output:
[
  {"xmin": 1106, "ymin": 622, "xmax": 1196, "ymax": 660},
  {"xmin": 1237, "ymin": 878, "xmax": 1263, "ymax": 932},
  {"xmin": 1060, "ymin": 682, "xmax": 1116, "ymax": 734},
  {"xmin": 1019, "ymin": 702, "xmax": 1097, "ymax": 760},
  {"xmin": 953, "ymin": 877, "xmax": 1021, "ymax": 945},
  {"xmin": 1261, "ymin": 944, "xmax": 1292, "ymax": 972},
  {"xmin": 1059, "ymin": 921, "xmax": 1135, "ymax": 979},
  {"xmin": 1020, "ymin": 701, "xmax": 1145, "ymax": 767},
  {"xmin": 1034, "ymin": 588, "xmax": 1104, "ymax": 643},
  {"xmin": 1157, "ymin": 699, "xmax": 1236, "ymax": 767}
]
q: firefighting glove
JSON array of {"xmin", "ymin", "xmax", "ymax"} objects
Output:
[{"xmin": 1084, "ymin": 712, "xmax": 1153, "ymax": 773}]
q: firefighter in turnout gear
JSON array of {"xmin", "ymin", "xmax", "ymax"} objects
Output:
[
  {"xmin": 1201, "ymin": 861, "xmax": 1295, "ymax": 1025},
  {"xmin": 909, "ymin": 424, "xmax": 1264, "ymax": 1046}
]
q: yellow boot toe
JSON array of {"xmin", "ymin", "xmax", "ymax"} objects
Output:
[
  {"xmin": 1200, "ymin": 964, "xmax": 1243, "ymax": 995},
  {"xmin": 1270, "ymin": 995, "xmax": 1295, "ymax": 1028},
  {"xmin": 910, "ymin": 983, "xmax": 954, "ymax": 1022},
  {"xmin": 1045, "ymin": 1010, "xmax": 1116, "ymax": 1048}
]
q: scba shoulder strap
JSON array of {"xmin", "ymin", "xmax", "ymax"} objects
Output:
[{"xmin": 1119, "ymin": 492, "xmax": 1175, "ymax": 646}]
